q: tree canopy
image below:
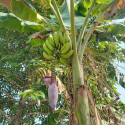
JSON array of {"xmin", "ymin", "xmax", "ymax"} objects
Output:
[{"xmin": 0, "ymin": 0, "xmax": 125, "ymax": 125}]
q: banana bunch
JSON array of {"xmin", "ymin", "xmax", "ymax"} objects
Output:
[
  {"xmin": 43, "ymin": 34, "xmax": 55, "ymax": 60},
  {"xmin": 43, "ymin": 31, "xmax": 73, "ymax": 65}
]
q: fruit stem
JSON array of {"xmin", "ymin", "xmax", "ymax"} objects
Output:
[{"xmin": 51, "ymin": 54, "xmax": 56, "ymax": 83}]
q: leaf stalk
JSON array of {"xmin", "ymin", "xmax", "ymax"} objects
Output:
[
  {"xmin": 70, "ymin": 0, "xmax": 77, "ymax": 54},
  {"xmin": 51, "ymin": 0, "xmax": 66, "ymax": 32},
  {"xmin": 77, "ymin": 0, "xmax": 96, "ymax": 53}
]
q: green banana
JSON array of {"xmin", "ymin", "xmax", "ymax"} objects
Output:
[
  {"xmin": 48, "ymin": 34, "xmax": 55, "ymax": 47},
  {"xmin": 43, "ymin": 43, "xmax": 53, "ymax": 55},
  {"xmin": 58, "ymin": 43, "xmax": 61, "ymax": 51},
  {"xmin": 43, "ymin": 52, "xmax": 53, "ymax": 60},
  {"xmin": 55, "ymin": 58, "xmax": 59, "ymax": 64},
  {"xmin": 53, "ymin": 32, "xmax": 59, "ymax": 46},
  {"xmin": 61, "ymin": 50, "xmax": 73, "ymax": 58},
  {"xmin": 58, "ymin": 31, "xmax": 64, "ymax": 44},
  {"xmin": 61, "ymin": 38, "xmax": 65, "ymax": 44},
  {"xmin": 60, "ymin": 57, "xmax": 68, "ymax": 65},
  {"xmin": 60, "ymin": 43, "xmax": 70, "ymax": 54},
  {"xmin": 46, "ymin": 40, "xmax": 54, "ymax": 51},
  {"xmin": 64, "ymin": 33, "xmax": 68, "ymax": 44}
]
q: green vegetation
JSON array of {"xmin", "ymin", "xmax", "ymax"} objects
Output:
[{"xmin": 0, "ymin": 0, "xmax": 125, "ymax": 124}]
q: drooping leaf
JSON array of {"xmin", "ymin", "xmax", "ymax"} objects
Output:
[
  {"xmin": 11, "ymin": 0, "xmax": 38, "ymax": 22},
  {"xmin": 29, "ymin": 39, "xmax": 44, "ymax": 47},
  {"xmin": 0, "ymin": 12, "xmax": 45, "ymax": 32},
  {"xmin": 31, "ymin": 93, "xmax": 38, "ymax": 100},
  {"xmin": 33, "ymin": 91, "xmax": 45, "ymax": 98},
  {"xmin": 19, "ymin": 89, "xmax": 33, "ymax": 98},
  {"xmin": 0, "ymin": 0, "xmax": 40, "ymax": 22}
]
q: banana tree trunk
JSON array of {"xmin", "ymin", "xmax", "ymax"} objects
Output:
[{"xmin": 70, "ymin": 54, "xmax": 90, "ymax": 125}]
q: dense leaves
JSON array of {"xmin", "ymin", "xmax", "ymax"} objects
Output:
[{"xmin": 0, "ymin": 0, "xmax": 125, "ymax": 124}]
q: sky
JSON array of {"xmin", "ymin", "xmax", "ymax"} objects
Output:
[
  {"xmin": 115, "ymin": 62, "xmax": 125, "ymax": 103},
  {"xmin": 110, "ymin": 19, "xmax": 125, "ymax": 104},
  {"xmin": 115, "ymin": 41, "xmax": 125, "ymax": 103}
]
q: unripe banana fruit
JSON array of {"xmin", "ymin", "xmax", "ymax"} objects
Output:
[
  {"xmin": 60, "ymin": 43, "xmax": 70, "ymax": 54},
  {"xmin": 43, "ymin": 31, "xmax": 73, "ymax": 62},
  {"xmin": 60, "ymin": 57, "xmax": 68, "ymax": 65},
  {"xmin": 43, "ymin": 42, "xmax": 53, "ymax": 55},
  {"xmin": 53, "ymin": 32, "xmax": 59, "ymax": 47},
  {"xmin": 63, "ymin": 33, "xmax": 68, "ymax": 44},
  {"xmin": 58, "ymin": 31, "xmax": 64, "ymax": 44},
  {"xmin": 61, "ymin": 50, "xmax": 73, "ymax": 58},
  {"xmin": 46, "ymin": 40, "xmax": 55, "ymax": 51},
  {"xmin": 43, "ymin": 52, "xmax": 53, "ymax": 60},
  {"xmin": 48, "ymin": 34, "xmax": 55, "ymax": 47}
]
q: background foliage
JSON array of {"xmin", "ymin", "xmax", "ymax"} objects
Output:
[{"xmin": 0, "ymin": 0, "xmax": 125, "ymax": 124}]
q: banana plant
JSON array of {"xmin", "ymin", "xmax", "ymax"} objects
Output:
[{"xmin": 0, "ymin": 0, "xmax": 125, "ymax": 124}]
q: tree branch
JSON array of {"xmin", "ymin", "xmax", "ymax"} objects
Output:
[
  {"xmin": 9, "ymin": 79, "xmax": 23, "ymax": 90},
  {"xmin": 5, "ymin": 71, "xmax": 26, "ymax": 82},
  {"xmin": 0, "ymin": 109, "xmax": 11, "ymax": 122},
  {"xmin": 26, "ymin": 112, "xmax": 48, "ymax": 115},
  {"xmin": 11, "ymin": 69, "xmax": 32, "ymax": 125},
  {"xmin": 103, "ymin": 83, "xmax": 119, "ymax": 97},
  {"xmin": 14, "ymin": 76, "xmax": 25, "ymax": 84},
  {"xmin": 27, "ymin": 99, "xmax": 48, "ymax": 106},
  {"xmin": 96, "ymin": 80, "xmax": 120, "ymax": 113},
  {"xmin": 3, "ymin": 74, "xmax": 23, "ymax": 90},
  {"xmin": 100, "ymin": 96, "xmax": 119, "ymax": 113},
  {"xmin": 0, "ymin": 90, "xmax": 17, "ymax": 102}
]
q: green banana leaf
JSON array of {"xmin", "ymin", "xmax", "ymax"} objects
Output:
[
  {"xmin": 0, "ymin": 12, "xmax": 45, "ymax": 32},
  {"xmin": 11, "ymin": 0, "xmax": 39, "ymax": 22},
  {"xmin": 50, "ymin": 0, "xmax": 85, "ymax": 29},
  {"xmin": 50, "ymin": 0, "xmax": 120, "ymax": 29},
  {"xmin": 0, "ymin": 0, "xmax": 39, "ymax": 22},
  {"xmin": 29, "ymin": 39, "xmax": 44, "ymax": 47}
]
